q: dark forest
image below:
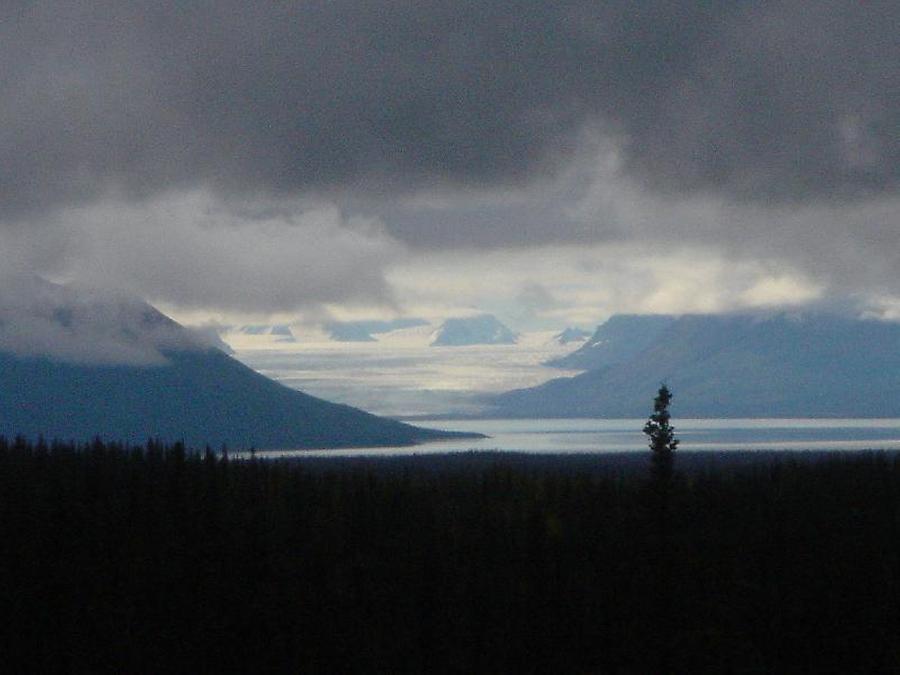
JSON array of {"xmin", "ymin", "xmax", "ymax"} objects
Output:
[{"xmin": 2, "ymin": 437, "xmax": 899, "ymax": 673}]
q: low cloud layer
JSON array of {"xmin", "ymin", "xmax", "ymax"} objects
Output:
[
  {"xmin": 0, "ymin": 2, "xmax": 897, "ymax": 340},
  {"xmin": 0, "ymin": 276, "xmax": 204, "ymax": 365},
  {"xmin": 389, "ymin": 243, "xmax": 825, "ymax": 330},
  {"xmin": 1, "ymin": 193, "xmax": 403, "ymax": 315}
]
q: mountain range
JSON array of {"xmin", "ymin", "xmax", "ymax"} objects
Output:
[
  {"xmin": 0, "ymin": 280, "xmax": 469, "ymax": 449},
  {"xmin": 326, "ymin": 318, "xmax": 429, "ymax": 342},
  {"xmin": 489, "ymin": 312, "xmax": 900, "ymax": 418}
]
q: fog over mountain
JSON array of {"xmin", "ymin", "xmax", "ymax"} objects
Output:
[
  {"xmin": 0, "ymin": 279, "xmax": 464, "ymax": 448},
  {"xmin": 0, "ymin": 276, "xmax": 201, "ymax": 366}
]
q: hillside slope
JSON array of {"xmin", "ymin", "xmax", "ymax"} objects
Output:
[
  {"xmin": 490, "ymin": 313, "xmax": 900, "ymax": 418},
  {"xmin": 0, "ymin": 280, "xmax": 467, "ymax": 448}
]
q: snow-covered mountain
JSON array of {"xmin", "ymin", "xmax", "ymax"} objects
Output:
[
  {"xmin": 325, "ymin": 318, "xmax": 429, "ymax": 342},
  {"xmin": 431, "ymin": 314, "xmax": 518, "ymax": 346},
  {"xmin": 554, "ymin": 327, "xmax": 591, "ymax": 345}
]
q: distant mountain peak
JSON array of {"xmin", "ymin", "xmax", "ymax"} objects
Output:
[
  {"xmin": 325, "ymin": 318, "xmax": 428, "ymax": 342},
  {"xmin": 431, "ymin": 314, "xmax": 517, "ymax": 346},
  {"xmin": 546, "ymin": 314, "xmax": 676, "ymax": 370},
  {"xmin": 554, "ymin": 327, "xmax": 591, "ymax": 344},
  {"xmin": 237, "ymin": 324, "xmax": 296, "ymax": 342}
]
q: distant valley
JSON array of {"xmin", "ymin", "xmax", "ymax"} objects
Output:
[
  {"xmin": 220, "ymin": 319, "xmax": 580, "ymax": 417},
  {"xmin": 181, "ymin": 310, "xmax": 900, "ymax": 421}
]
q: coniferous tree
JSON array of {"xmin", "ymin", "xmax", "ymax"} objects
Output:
[
  {"xmin": 643, "ymin": 384, "xmax": 680, "ymax": 671},
  {"xmin": 644, "ymin": 384, "xmax": 678, "ymax": 481}
]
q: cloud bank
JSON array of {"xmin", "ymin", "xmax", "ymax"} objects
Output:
[
  {"xmin": 0, "ymin": 276, "xmax": 203, "ymax": 365},
  {"xmin": 0, "ymin": 193, "xmax": 403, "ymax": 314},
  {"xmin": 0, "ymin": 1, "xmax": 897, "ymax": 329}
]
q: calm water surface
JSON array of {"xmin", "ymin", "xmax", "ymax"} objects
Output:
[{"xmin": 249, "ymin": 418, "xmax": 900, "ymax": 458}]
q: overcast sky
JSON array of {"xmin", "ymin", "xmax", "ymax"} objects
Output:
[{"xmin": 1, "ymin": 1, "xmax": 897, "ymax": 330}]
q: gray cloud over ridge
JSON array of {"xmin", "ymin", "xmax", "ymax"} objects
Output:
[
  {"xmin": 2, "ymin": 0, "xmax": 896, "ymax": 223},
  {"xmin": 0, "ymin": 193, "xmax": 402, "ymax": 313},
  {"xmin": 0, "ymin": 275, "xmax": 205, "ymax": 365}
]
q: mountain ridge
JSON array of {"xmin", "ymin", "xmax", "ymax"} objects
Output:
[{"xmin": 489, "ymin": 312, "xmax": 900, "ymax": 418}]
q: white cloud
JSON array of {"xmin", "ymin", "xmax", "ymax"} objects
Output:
[
  {"xmin": 387, "ymin": 243, "xmax": 825, "ymax": 330},
  {"xmin": 0, "ymin": 191, "xmax": 405, "ymax": 316}
]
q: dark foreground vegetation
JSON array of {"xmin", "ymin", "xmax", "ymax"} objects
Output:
[{"xmin": 3, "ymin": 438, "xmax": 900, "ymax": 673}]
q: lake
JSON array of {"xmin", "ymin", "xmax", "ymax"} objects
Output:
[{"xmin": 247, "ymin": 417, "xmax": 900, "ymax": 458}]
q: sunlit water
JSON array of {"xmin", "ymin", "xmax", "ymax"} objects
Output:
[{"xmin": 246, "ymin": 418, "xmax": 900, "ymax": 459}]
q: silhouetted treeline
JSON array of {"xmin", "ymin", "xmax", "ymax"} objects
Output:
[{"xmin": 2, "ymin": 437, "xmax": 900, "ymax": 673}]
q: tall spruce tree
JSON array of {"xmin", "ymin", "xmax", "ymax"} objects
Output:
[
  {"xmin": 643, "ymin": 384, "xmax": 679, "ymax": 671},
  {"xmin": 643, "ymin": 384, "xmax": 678, "ymax": 480}
]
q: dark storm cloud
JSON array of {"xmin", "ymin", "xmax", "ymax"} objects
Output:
[{"xmin": 2, "ymin": 0, "xmax": 897, "ymax": 221}]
